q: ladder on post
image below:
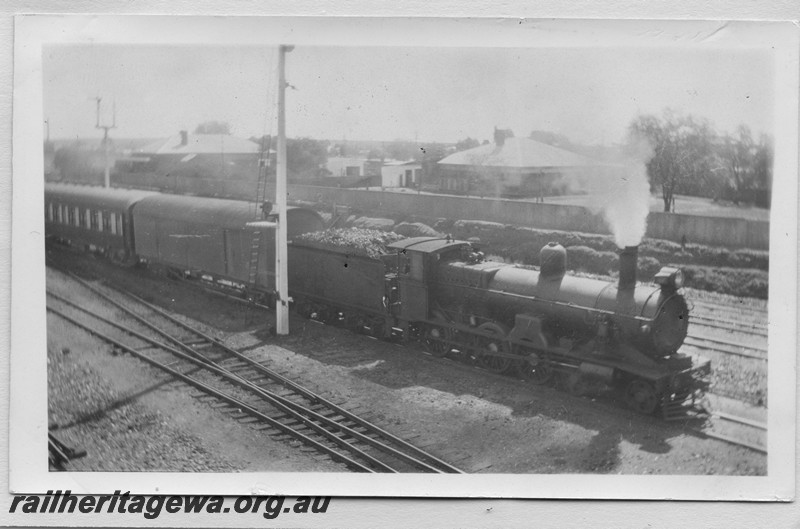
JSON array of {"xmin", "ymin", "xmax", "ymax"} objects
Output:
[{"xmin": 246, "ymin": 141, "xmax": 273, "ymax": 300}]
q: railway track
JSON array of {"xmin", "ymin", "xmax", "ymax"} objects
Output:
[
  {"xmin": 689, "ymin": 298, "xmax": 768, "ymax": 316},
  {"xmin": 46, "ymin": 272, "xmax": 463, "ymax": 474},
  {"xmin": 689, "ymin": 314, "xmax": 767, "ymax": 337},
  {"xmin": 692, "ymin": 398, "xmax": 767, "ymax": 454},
  {"xmin": 689, "ymin": 300, "xmax": 768, "ymax": 328},
  {"xmin": 683, "ymin": 334, "xmax": 767, "ymax": 361}
]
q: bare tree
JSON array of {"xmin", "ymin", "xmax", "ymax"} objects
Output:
[
  {"xmin": 717, "ymin": 125, "xmax": 755, "ymax": 204},
  {"xmin": 455, "ymin": 137, "xmax": 480, "ymax": 152},
  {"xmin": 752, "ymin": 133, "xmax": 773, "ymax": 205},
  {"xmin": 194, "ymin": 121, "xmax": 232, "ymax": 135},
  {"xmin": 628, "ymin": 111, "xmax": 714, "ymax": 212}
]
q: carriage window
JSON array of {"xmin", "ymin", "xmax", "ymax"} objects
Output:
[
  {"xmin": 46, "ymin": 202, "xmax": 53, "ymax": 222},
  {"xmin": 84, "ymin": 209, "xmax": 92, "ymax": 229},
  {"xmin": 109, "ymin": 212, "xmax": 117, "ymax": 235},
  {"xmin": 74, "ymin": 207, "xmax": 81, "ymax": 227},
  {"xmin": 67, "ymin": 207, "xmax": 75, "ymax": 226},
  {"xmin": 56, "ymin": 204, "xmax": 63, "ymax": 223},
  {"xmin": 116, "ymin": 214, "xmax": 124, "ymax": 236},
  {"xmin": 102, "ymin": 211, "xmax": 110, "ymax": 233},
  {"xmin": 90, "ymin": 209, "xmax": 100, "ymax": 231}
]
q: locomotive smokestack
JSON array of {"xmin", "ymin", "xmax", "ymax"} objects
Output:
[{"xmin": 618, "ymin": 245, "xmax": 638, "ymax": 291}]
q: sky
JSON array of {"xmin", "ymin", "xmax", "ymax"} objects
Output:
[{"xmin": 42, "ymin": 43, "xmax": 774, "ymax": 146}]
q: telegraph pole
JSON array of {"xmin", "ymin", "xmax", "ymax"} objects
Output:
[
  {"xmin": 275, "ymin": 44, "xmax": 294, "ymax": 335},
  {"xmin": 95, "ymin": 97, "xmax": 116, "ymax": 188}
]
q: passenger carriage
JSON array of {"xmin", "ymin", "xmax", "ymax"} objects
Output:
[
  {"xmin": 44, "ymin": 183, "xmax": 157, "ymax": 262},
  {"xmin": 131, "ymin": 193, "xmax": 324, "ymax": 293}
]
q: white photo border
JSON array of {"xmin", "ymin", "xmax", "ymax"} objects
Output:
[{"xmin": 10, "ymin": 15, "xmax": 797, "ymax": 501}]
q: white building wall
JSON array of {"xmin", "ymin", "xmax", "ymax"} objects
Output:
[{"xmin": 381, "ymin": 164, "xmax": 421, "ymax": 187}]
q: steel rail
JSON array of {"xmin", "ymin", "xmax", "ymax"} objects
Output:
[
  {"xmin": 713, "ymin": 411, "xmax": 767, "ymax": 431},
  {"xmin": 686, "ymin": 333, "xmax": 767, "ymax": 353},
  {"xmin": 689, "ymin": 315, "xmax": 767, "ymax": 336},
  {"xmin": 697, "ymin": 428, "xmax": 767, "ymax": 454},
  {"xmin": 683, "ymin": 337, "xmax": 766, "ymax": 361},
  {"xmin": 690, "ymin": 299, "xmax": 768, "ymax": 315}
]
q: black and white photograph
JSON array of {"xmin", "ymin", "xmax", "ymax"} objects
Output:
[{"xmin": 7, "ymin": 15, "xmax": 797, "ymax": 507}]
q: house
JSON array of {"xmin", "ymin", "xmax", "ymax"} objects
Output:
[
  {"xmin": 381, "ymin": 161, "xmax": 423, "ymax": 188},
  {"xmin": 437, "ymin": 128, "xmax": 596, "ymax": 197},
  {"xmin": 116, "ymin": 131, "xmax": 267, "ymax": 180},
  {"xmin": 324, "ymin": 157, "xmax": 382, "ymax": 178}
]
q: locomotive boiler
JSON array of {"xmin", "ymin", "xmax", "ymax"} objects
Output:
[{"xmin": 433, "ymin": 242, "xmax": 689, "ymax": 358}]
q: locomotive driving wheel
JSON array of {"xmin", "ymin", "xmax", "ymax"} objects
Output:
[
  {"xmin": 517, "ymin": 352, "xmax": 552, "ymax": 385},
  {"xmin": 423, "ymin": 326, "xmax": 451, "ymax": 358},
  {"xmin": 475, "ymin": 322, "xmax": 512, "ymax": 374},
  {"xmin": 624, "ymin": 379, "xmax": 659, "ymax": 415}
]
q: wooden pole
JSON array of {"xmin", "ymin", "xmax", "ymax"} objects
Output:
[{"xmin": 275, "ymin": 44, "xmax": 293, "ymax": 335}]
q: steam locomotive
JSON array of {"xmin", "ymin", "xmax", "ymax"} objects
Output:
[{"xmin": 45, "ymin": 183, "xmax": 710, "ymax": 418}]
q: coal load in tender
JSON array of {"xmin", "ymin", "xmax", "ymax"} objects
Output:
[{"xmin": 295, "ymin": 228, "xmax": 406, "ymax": 259}]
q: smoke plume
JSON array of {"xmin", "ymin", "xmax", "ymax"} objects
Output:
[{"xmin": 576, "ymin": 142, "xmax": 653, "ymax": 248}]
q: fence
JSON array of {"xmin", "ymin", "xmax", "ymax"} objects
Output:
[{"xmin": 288, "ymin": 185, "xmax": 770, "ymax": 250}]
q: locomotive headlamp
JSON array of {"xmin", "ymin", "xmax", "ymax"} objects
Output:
[{"xmin": 654, "ymin": 267, "xmax": 684, "ymax": 290}]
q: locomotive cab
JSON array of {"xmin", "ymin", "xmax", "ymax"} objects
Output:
[{"xmin": 387, "ymin": 237, "xmax": 472, "ymax": 322}]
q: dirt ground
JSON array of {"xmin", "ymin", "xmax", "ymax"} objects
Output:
[{"xmin": 45, "ymin": 248, "xmax": 766, "ymax": 476}]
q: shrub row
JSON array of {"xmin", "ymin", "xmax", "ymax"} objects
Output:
[
  {"xmin": 681, "ymin": 266, "xmax": 769, "ymax": 300},
  {"xmin": 450, "ymin": 220, "xmax": 768, "ymax": 271}
]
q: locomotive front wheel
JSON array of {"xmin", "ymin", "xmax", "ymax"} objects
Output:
[
  {"xmin": 625, "ymin": 379, "xmax": 659, "ymax": 415},
  {"xmin": 423, "ymin": 326, "xmax": 451, "ymax": 358},
  {"xmin": 475, "ymin": 322, "xmax": 512, "ymax": 374}
]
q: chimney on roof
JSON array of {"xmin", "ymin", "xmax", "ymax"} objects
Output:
[
  {"xmin": 494, "ymin": 127, "xmax": 514, "ymax": 147},
  {"xmin": 179, "ymin": 130, "xmax": 188, "ymax": 146},
  {"xmin": 494, "ymin": 127, "xmax": 505, "ymax": 147}
]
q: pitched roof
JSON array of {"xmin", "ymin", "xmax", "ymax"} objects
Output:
[
  {"xmin": 382, "ymin": 159, "xmax": 421, "ymax": 167},
  {"xmin": 139, "ymin": 134, "xmax": 261, "ymax": 155},
  {"xmin": 438, "ymin": 137, "xmax": 594, "ymax": 169}
]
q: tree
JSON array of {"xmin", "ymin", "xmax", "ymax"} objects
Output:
[
  {"xmin": 366, "ymin": 148, "xmax": 387, "ymax": 160},
  {"xmin": 627, "ymin": 111, "xmax": 715, "ymax": 212},
  {"xmin": 455, "ymin": 137, "xmax": 480, "ymax": 152},
  {"xmin": 286, "ymin": 137, "xmax": 329, "ymax": 179},
  {"xmin": 715, "ymin": 126, "xmax": 773, "ymax": 206},
  {"xmin": 385, "ymin": 141, "xmax": 418, "ymax": 162},
  {"xmin": 752, "ymin": 134, "xmax": 773, "ymax": 195},
  {"xmin": 717, "ymin": 125, "xmax": 755, "ymax": 204},
  {"xmin": 529, "ymin": 130, "xmax": 573, "ymax": 149},
  {"xmin": 194, "ymin": 121, "xmax": 231, "ymax": 135}
]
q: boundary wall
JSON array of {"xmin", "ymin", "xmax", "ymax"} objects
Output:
[{"xmin": 288, "ymin": 185, "xmax": 770, "ymax": 250}]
